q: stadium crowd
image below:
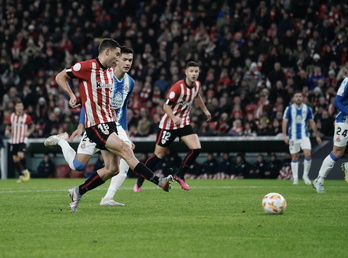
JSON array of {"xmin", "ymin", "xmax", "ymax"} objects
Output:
[
  {"xmin": 0, "ymin": 0, "xmax": 348, "ymax": 138},
  {"xmin": 0, "ymin": 0, "xmax": 347, "ymax": 144}
]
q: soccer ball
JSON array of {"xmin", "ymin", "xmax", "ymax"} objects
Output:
[{"xmin": 262, "ymin": 193, "xmax": 287, "ymax": 214}]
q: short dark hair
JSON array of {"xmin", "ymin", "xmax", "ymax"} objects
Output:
[
  {"xmin": 98, "ymin": 38, "xmax": 121, "ymax": 52},
  {"xmin": 121, "ymin": 46, "xmax": 134, "ymax": 55},
  {"xmin": 293, "ymin": 90, "xmax": 302, "ymax": 97},
  {"xmin": 14, "ymin": 98, "xmax": 23, "ymax": 105},
  {"xmin": 186, "ymin": 61, "xmax": 199, "ymax": 69}
]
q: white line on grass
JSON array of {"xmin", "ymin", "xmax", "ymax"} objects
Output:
[{"xmin": 0, "ymin": 185, "xmax": 341, "ymax": 194}]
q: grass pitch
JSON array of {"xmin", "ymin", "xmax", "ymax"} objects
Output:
[{"xmin": 0, "ymin": 178, "xmax": 347, "ymax": 258}]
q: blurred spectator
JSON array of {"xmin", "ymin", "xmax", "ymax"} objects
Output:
[
  {"xmin": 307, "ymin": 66, "xmax": 326, "ymax": 91},
  {"xmin": 197, "ymin": 120, "xmax": 216, "ymax": 136},
  {"xmin": 215, "ymin": 153, "xmax": 234, "ymax": 179},
  {"xmin": 256, "ymin": 116, "xmax": 272, "ymax": 136},
  {"xmin": 262, "ymin": 153, "xmax": 282, "ymax": 179},
  {"xmin": 243, "ymin": 122, "xmax": 257, "ymax": 137},
  {"xmin": 228, "ymin": 119, "xmax": 243, "ymax": 136},
  {"xmin": 0, "ymin": 0, "xmax": 345, "ymax": 163},
  {"xmin": 249, "ymin": 154, "xmax": 267, "ymax": 179},
  {"xmin": 36, "ymin": 154, "xmax": 55, "ymax": 178},
  {"xmin": 231, "ymin": 153, "xmax": 251, "ymax": 179},
  {"xmin": 216, "ymin": 112, "xmax": 230, "ymax": 135},
  {"xmin": 277, "ymin": 152, "xmax": 293, "ymax": 180},
  {"xmin": 200, "ymin": 153, "xmax": 219, "ymax": 179}
]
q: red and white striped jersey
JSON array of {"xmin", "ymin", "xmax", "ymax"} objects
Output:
[
  {"xmin": 8, "ymin": 112, "xmax": 32, "ymax": 144},
  {"xmin": 66, "ymin": 59, "xmax": 114, "ymax": 128},
  {"xmin": 159, "ymin": 79, "xmax": 201, "ymax": 130}
]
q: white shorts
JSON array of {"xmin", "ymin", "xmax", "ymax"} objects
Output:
[
  {"xmin": 333, "ymin": 122, "xmax": 348, "ymax": 147},
  {"xmin": 289, "ymin": 137, "xmax": 311, "ymax": 154},
  {"xmin": 77, "ymin": 126, "xmax": 131, "ymax": 155}
]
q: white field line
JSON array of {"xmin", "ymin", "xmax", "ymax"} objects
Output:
[{"xmin": 0, "ymin": 184, "xmax": 343, "ymax": 194}]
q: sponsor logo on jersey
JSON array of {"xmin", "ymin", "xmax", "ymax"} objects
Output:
[{"xmin": 96, "ymin": 81, "xmax": 113, "ymax": 88}]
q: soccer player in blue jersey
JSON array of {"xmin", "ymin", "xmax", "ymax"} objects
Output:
[
  {"xmin": 45, "ymin": 47, "xmax": 136, "ymax": 206},
  {"xmin": 314, "ymin": 77, "xmax": 348, "ymax": 193},
  {"xmin": 282, "ymin": 91, "xmax": 322, "ymax": 185}
]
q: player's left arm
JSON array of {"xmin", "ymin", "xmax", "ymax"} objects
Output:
[
  {"xmin": 4, "ymin": 124, "xmax": 11, "ymax": 137},
  {"xmin": 309, "ymin": 119, "xmax": 322, "ymax": 144},
  {"xmin": 26, "ymin": 123, "xmax": 35, "ymax": 137},
  {"xmin": 194, "ymin": 93, "xmax": 211, "ymax": 121},
  {"xmin": 26, "ymin": 115, "xmax": 35, "ymax": 137}
]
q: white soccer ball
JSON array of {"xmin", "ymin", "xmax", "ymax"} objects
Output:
[{"xmin": 262, "ymin": 192, "xmax": 287, "ymax": 214}]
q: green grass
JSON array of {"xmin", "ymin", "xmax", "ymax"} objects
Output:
[{"xmin": 0, "ymin": 179, "xmax": 347, "ymax": 258}]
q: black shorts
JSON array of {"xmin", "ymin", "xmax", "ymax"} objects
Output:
[
  {"xmin": 156, "ymin": 125, "xmax": 196, "ymax": 147},
  {"xmin": 85, "ymin": 122, "xmax": 118, "ymax": 150},
  {"xmin": 10, "ymin": 143, "xmax": 26, "ymax": 155}
]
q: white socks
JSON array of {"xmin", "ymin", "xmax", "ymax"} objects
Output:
[
  {"xmin": 58, "ymin": 139, "xmax": 77, "ymax": 170},
  {"xmin": 103, "ymin": 158, "xmax": 128, "ymax": 200},
  {"xmin": 303, "ymin": 158, "xmax": 311, "ymax": 177},
  {"xmin": 291, "ymin": 161, "xmax": 298, "ymax": 181},
  {"xmin": 316, "ymin": 155, "xmax": 336, "ymax": 184}
]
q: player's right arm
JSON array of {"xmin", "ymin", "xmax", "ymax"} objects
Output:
[
  {"xmin": 55, "ymin": 69, "xmax": 80, "ymax": 109},
  {"xmin": 282, "ymin": 107, "xmax": 289, "ymax": 144},
  {"xmin": 4, "ymin": 124, "xmax": 11, "ymax": 137},
  {"xmin": 163, "ymin": 103, "xmax": 181, "ymax": 126}
]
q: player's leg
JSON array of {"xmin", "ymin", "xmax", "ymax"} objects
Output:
[
  {"xmin": 313, "ymin": 145, "xmax": 345, "ymax": 193},
  {"xmin": 71, "ymin": 132, "xmax": 100, "ymax": 171},
  {"xmin": 288, "ymin": 140, "xmax": 301, "ymax": 184},
  {"xmin": 105, "ymin": 133, "xmax": 172, "ymax": 191},
  {"xmin": 313, "ymin": 123, "xmax": 348, "ymax": 192},
  {"xmin": 290, "ymin": 153, "xmax": 300, "ymax": 185},
  {"xmin": 177, "ymin": 132, "xmax": 202, "ymax": 190},
  {"xmin": 100, "ymin": 158, "xmax": 128, "ymax": 206},
  {"xmin": 68, "ymin": 150, "xmax": 119, "ymax": 212},
  {"xmin": 12, "ymin": 152, "xmax": 24, "ymax": 182},
  {"xmin": 134, "ymin": 144, "xmax": 167, "ymax": 192},
  {"xmin": 302, "ymin": 149, "xmax": 312, "ymax": 185},
  {"xmin": 17, "ymin": 149, "xmax": 30, "ymax": 181},
  {"xmin": 44, "ymin": 132, "xmax": 78, "ymax": 167},
  {"xmin": 101, "ymin": 128, "xmax": 131, "ymax": 206},
  {"xmin": 300, "ymin": 138, "xmax": 312, "ymax": 185},
  {"xmin": 12, "ymin": 155, "xmax": 22, "ymax": 173}
]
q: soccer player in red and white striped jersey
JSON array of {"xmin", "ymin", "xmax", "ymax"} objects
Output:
[
  {"xmin": 55, "ymin": 38, "xmax": 173, "ymax": 212},
  {"xmin": 5, "ymin": 99, "xmax": 34, "ymax": 182},
  {"xmin": 134, "ymin": 61, "xmax": 211, "ymax": 192}
]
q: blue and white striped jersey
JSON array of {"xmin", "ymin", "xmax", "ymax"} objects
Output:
[
  {"xmin": 111, "ymin": 73, "xmax": 135, "ymax": 130},
  {"xmin": 334, "ymin": 77, "xmax": 348, "ymax": 123},
  {"xmin": 283, "ymin": 103, "xmax": 314, "ymax": 140},
  {"xmin": 79, "ymin": 73, "xmax": 135, "ymax": 130}
]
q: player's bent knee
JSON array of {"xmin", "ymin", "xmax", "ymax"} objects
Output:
[
  {"xmin": 106, "ymin": 169, "xmax": 119, "ymax": 179},
  {"xmin": 72, "ymin": 159, "xmax": 86, "ymax": 171}
]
